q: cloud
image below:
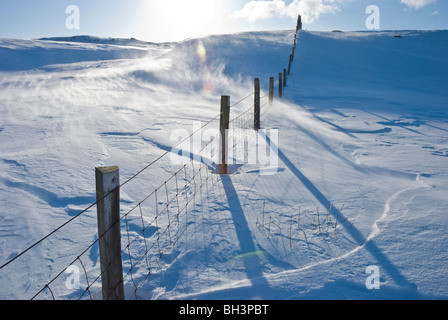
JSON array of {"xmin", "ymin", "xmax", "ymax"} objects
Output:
[
  {"xmin": 230, "ymin": 0, "xmax": 437, "ymax": 25},
  {"xmin": 230, "ymin": 0, "xmax": 345, "ymax": 24},
  {"xmin": 400, "ymin": 0, "xmax": 436, "ymax": 9},
  {"xmin": 230, "ymin": 0, "xmax": 288, "ymax": 22}
]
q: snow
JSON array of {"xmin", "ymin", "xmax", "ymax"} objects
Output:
[{"xmin": 0, "ymin": 29, "xmax": 447, "ymax": 300}]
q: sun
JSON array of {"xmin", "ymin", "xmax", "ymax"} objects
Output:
[{"xmin": 142, "ymin": 0, "xmax": 225, "ymax": 42}]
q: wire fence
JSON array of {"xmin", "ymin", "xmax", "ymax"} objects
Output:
[
  {"xmin": 0, "ymin": 18, "xmax": 301, "ymax": 300},
  {"xmin": 0, "ymin": 89, "xmax": 272, "ymax": 300}
]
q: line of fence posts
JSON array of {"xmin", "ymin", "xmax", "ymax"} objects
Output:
[
  {"xmin": 218, "ymin": 14, "xmax": 304, "ymax": 174},
  {"xmin": 285, "ymin": 14, "xmax": 302, "ymax": 89},
  {"xmin": 92, "ymin": 15, "xmax": 304, "ymax": 298},
  {"xmin": 93, "ymin": 75, "xmax": 274, "ymax": 299},
  {"xmin": 219, "ymin": 76, "xmax": 272, "ymax": 174},
  {"xmin": 14, "ymin": 15, "xmax": 303, "ymax": 300}
]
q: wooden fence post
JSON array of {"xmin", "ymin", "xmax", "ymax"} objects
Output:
[
  {"xmin": 254, "ymin": 78, "xmax": 260, "ymax": 131},
  {"xmin": 283, "ymin": 69, "xmax": 287, "ymax": 87},
  {"xmin": 269, "ymin": 77, "xmax": 274, "ymax": 106},
  {"xmin": 95, "ymin": 166, "xmax": 124, "ymax": 300},
  {"xmin": 288, "ymin": 55, "xmax": 293, "ymax": 75},
  {"xmin": 218, "ymin": 95, "xmax": 230, "ymax": 174},
  {"xmin": 296, "ymin": 15, "xmax": 302, "ymax": 32},
  {"xmin": 278, "ymin": 72, "xmax": 282, "ymax": 98}
]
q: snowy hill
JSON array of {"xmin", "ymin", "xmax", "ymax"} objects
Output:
[
  {"xmin": 0, "ymin": 29, "xmax": 447, "ymax": 300},
  {"xmin": 38, "ymin": 35, "xmax": 159, "ymax": 46},
  {"xmin": 0, "ymin": 35, "xmax": 168, "ymax": 71}
]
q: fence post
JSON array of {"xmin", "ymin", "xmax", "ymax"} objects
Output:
[
  {"xmin": 254, "ymin": 78, "xmax": 260, "ymax": 131},
  {"xmin": 278, "ymin": 72, "xmax": 282, "ymax": 98},
  {"xmin": 95, "ymin": 166, "xmax": 124, "ymax": 300},
  {"xmin": 288, "ymin": 55, "xmax": 292, "ymax": 75},
  {"xmin": 296, "ymin": 15, "xmax": 302, "ymax": 32},
  {"xmin": 269, "ymin": 77, "xmax": 274, "ymax": 106},
  {"xmin": 218, "ymin": 95, "xmax": 230, "ymax": 174},
  {"xmin": 283, "ymin": 69, "xmax": 287, "ymax": 87}
]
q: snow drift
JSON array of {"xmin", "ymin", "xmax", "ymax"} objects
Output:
[{"xmin": 0, "ymin": 29, "xmax": 447, "ymax": 300}]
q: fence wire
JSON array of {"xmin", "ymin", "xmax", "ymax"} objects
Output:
[
  {"xmin": 1, "ymin": 21, "xmax": 301, "ymax": 300},
  {"xmin": 120, "ymin": 127, "xmax": 223, "ymax": 299},
  {"xmin": 1, "ymin": 89, "xmax": 267, "ymax": 300}
]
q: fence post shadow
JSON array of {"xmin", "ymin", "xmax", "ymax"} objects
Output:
[
  {"xmin": 261, "ymin": 132, "xmax": 414, "ymax": 289},
  {"xmin": 220, "ymin": 174, "xmax": 271, "ymax": 293}
]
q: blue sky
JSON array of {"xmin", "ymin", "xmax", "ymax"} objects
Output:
[{"xmin": 0, "ymin": 0, "xmax": 447, "ymax": 42}]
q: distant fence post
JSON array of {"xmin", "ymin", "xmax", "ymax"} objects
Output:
[
  {"xmin": 283, "ymin": 69, "xmax": 287, "ymax": 87},
  {"xmin": 218, "ymin": 95, "xmax": 230, "ymax": 174},
  {"xmin": 297, "ymin": 15, "xmax": 302, "ymax": 32},
  {"xmin": 269, "ymin": 77, "xmax": 274, "ymax": 106},
  {"xmin": 288, "ymin": 55, "xmax": 292, "ymax": 75},
  {"xmin": 278, "ymin": 72, "xmax": 283, "ymax": 98},
  {"xmin": 254, "ymin": 78, "xmax": 260, "ymax": 131},
  {"xmin": 95, "ymin": 166, "xmax": 124, "ymax": 300}
]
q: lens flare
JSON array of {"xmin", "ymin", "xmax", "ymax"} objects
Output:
[
  {"xmin": 196, "ymin": 40, "xmax": 207, "ymax": 63},
  {"xmin": 202, "ymin": 80, "xmax": 215, "ymax": 94},
  {"xmin": 196, "ymin": 40, "xmax": 215, "ymax": 94}
]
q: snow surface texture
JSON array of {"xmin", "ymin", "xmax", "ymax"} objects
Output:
[{"xmin": 0, "ymin": 30, "xmax": 447, "ymax": 300}]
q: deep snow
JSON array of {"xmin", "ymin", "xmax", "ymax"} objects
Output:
[{"xmin": 0, "ymin": 29, "xmax": 447, "ymax": 300}]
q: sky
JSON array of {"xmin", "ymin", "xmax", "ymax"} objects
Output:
[{"xmin": 0, "ymin": 0, "xmax": 447, "ymax": 42}]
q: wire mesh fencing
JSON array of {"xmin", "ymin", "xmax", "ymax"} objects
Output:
[
  {"xmin": 0, "ymin": 88, "xmax": 273, "ymax": 300},
  {"xmin": 0, "ymin": 17, "xmax": 302, "ymax": 299}
]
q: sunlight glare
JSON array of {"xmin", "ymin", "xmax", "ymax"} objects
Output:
[{"xmin": 143, "ymin": 0, "xmax": 225, "ymax": 42}]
